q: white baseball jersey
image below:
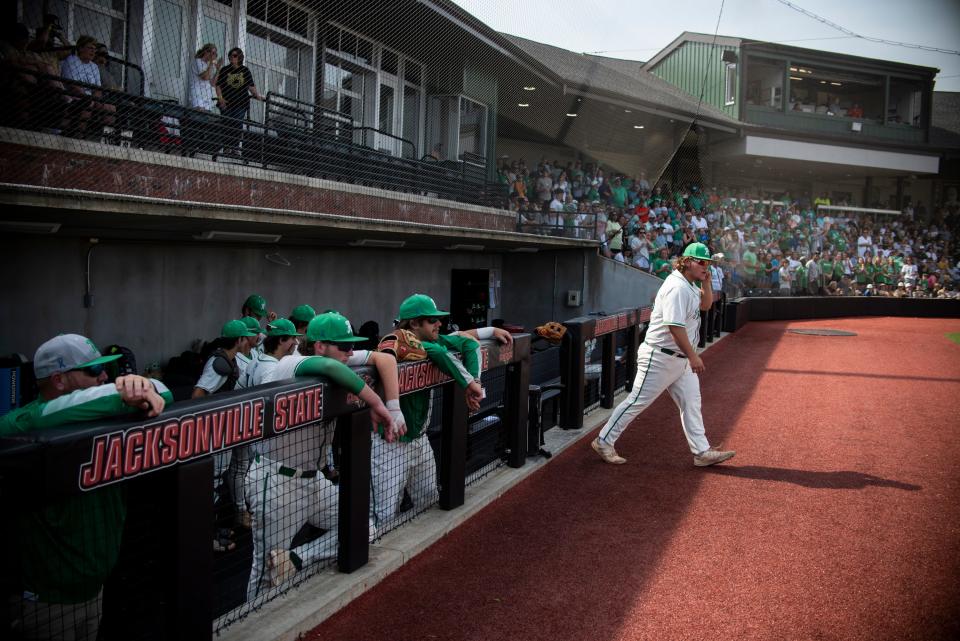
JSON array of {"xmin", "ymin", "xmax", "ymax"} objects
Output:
[
  {"xmin": 260, "ymin": 351, "xmax": 372, "ymax": 469},
  {"xmin": 644, "ymin": 270, "xmax": 703, "ymax": 351}
]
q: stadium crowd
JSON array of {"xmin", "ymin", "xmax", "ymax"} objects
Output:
[{"xmin": 501, "ymin": 158, "xmax": 960, "ymax": 299}]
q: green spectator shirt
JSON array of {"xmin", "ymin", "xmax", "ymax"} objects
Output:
[
  {"xmin": 610, "ymin": 185, "xmax": 627, "ymax": 208},
  {"xmin": 742, "ymin": 251, "xmax": 758, "ymax": 276},
  {"xmin": 653, "ymin": 257, "xmax": 672, "ymax": 279},
  {"xmin": 0, "ymin": 380, "xmax": 174, "ymax": 603}
]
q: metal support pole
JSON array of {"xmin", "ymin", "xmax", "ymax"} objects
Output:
[
  {"xmin": 337, "ymin": 409, "xmax": 371, "ymax": 573},
  {"xmin": 439, "ymin": 383, "xmax": 468, "ymax": 510},
  {"xmin": 559, "ymin": 321, "xmax": 587, "ymax": 429},
  {"xmin": 503, "ymin": 337, "xmax": 531, "ymax": 468},
  {"xmin": 599, "ymin": 332, "xmax": 616, "ymax": 409}
]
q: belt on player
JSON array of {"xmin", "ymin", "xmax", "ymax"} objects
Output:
[
  {"xmin": 645, "ymin": 343, "xmax": 687, "ymax": 359},
  {"xmin": 253, "ymin": 454, "xmax": 318, "ymax": 479}
]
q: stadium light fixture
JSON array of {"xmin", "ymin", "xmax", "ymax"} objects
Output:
[
  {"xmin": 518, "ymin": 103, "xmax": 529, "ymax": 107},
  {"xmin": 195, "ymin": 230, "xmax": 281, "ymax": 243},
  {"xmin": 523, "ymin": 86, "xmax": 536, "ymax": 91},
  {"xmin": 348, "ymin": 239, "xmax": 406, "ymax": 248},
  {"xmin": 566, "ymin": 113, "xmax": 578, "ymax": 117},
  {"xmin": 0, "ymin": 221, "xmax": 61, "ymax": 234},
  {"xmin": 633, "ymin": 125, "xmax": 644, "ymax": 129}
]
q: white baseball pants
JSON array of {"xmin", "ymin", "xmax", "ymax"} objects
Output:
[{"xmin": 598, "ymin": 343, "xmax": 711, "ymax": 455}]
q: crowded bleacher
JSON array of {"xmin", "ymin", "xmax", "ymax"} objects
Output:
[{"xmin": 500, "ymin": 158, "xmax": 960, "ymax": 299}]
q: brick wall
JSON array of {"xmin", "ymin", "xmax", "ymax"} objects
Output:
[{"xmin": 0, "ymin": 142, "xmax": 515, "ymax": 232}]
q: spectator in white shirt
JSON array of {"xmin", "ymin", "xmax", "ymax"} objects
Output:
[
  {"xmin": 190, "ymin": 43, "xmax": 221, "ymax": 111},
  {"xmin": 857, "ymin": 231, "xmax": 872, "ymax": 257},
  {"xmin": 778, "ymin": 262, "xmax": 792, "ymax": 294},
  {"xmin": 59, "ymin": 35, "xmax": 115, "ymax": 136}
]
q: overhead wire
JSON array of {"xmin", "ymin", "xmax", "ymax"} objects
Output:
[{"xmin": 773, "ymin": 0, "xmax": 960, "ymax": 56}]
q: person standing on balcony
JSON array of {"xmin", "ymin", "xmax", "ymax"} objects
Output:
[
  {"xmin": 215, "ymin": 47, "xmax": 263, "ymax": 153},
  {"xmin": 190, "ymin": 43, "xmax": 220, "ymax": 111}
]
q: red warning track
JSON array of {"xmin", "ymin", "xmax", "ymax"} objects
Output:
[{"xmin": 308, "ymin": 317, "xmax": 960, "ymax": 641}]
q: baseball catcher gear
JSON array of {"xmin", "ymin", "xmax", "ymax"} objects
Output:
[
  {"xmin": 535, "ymin": 322, "xmax": 566, "ymax": 345},
  {"xmin": 377, "ymin": 329, "xmax": 428, "ymax": 362}
]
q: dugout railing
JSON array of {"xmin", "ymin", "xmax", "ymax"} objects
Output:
[
  {"xmin": 557, "ymin": 307, "xmax": 651, "ymax": 430},
  {"xmin": 0, "ymin": 336, "xmax": 529, "ymax": 641}
]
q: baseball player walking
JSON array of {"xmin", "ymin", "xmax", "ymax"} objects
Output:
[{"xmin": 592, "ymin": 243, "xmax": 736, "ymax": 467}]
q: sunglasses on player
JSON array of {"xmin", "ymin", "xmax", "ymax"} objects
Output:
[
  {"xmin": 70, "ymin": 363, "xmax": 106, "ymax": 377},
  {"xmin": 419, "ymin": 316, "xmax": 444, "ymax": 324},
  {"xmin": 322, "ymin": 342, "xmax": 354, "ymax": 352}
]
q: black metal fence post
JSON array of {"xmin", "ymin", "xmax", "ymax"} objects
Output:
[
  {"xmin": 624, "ymin": 315, "xmax": 640, "ymax": 387},
  {"xmin": 502, "ymin": 335, "xmax": 531, "ymax": 468},
  {"xmin": 337, "ymin": 408, "xmax": 371, "ymax": 573},
  {"xmin": 559, "ymin": 319, "xmax": 591, "ymax": 429},
  {"xmin": 439, "ymin": 382, "xmax": 468, "ymax": 509},
  {"xmin": 599, "ymin": 332, "xmax": 616, "ymax": 409},
  {"xmin": 172, "ymin": 457, "xmax": 214, "ymax": 641}
]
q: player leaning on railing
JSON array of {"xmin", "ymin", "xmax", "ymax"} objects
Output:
[
  {"xmin": 245, "ymin": 312, "xmax": 404, "ymax": 598},
  {"xmin": 370, "ymin": 294, "xmax": 485, "ymax": 534},
  {"xmin": 0, "ymin": 334, "xmax": 171, "ymax": 641}
]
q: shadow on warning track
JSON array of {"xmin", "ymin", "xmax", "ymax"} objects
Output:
[{"xmin": 703, "ymin": 465, "xmax": 922, "ymax": 491}]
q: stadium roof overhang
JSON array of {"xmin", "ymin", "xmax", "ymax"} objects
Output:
[
  {"xmin": 710, "ymin": 135, "xmax": 941, "ymax": 183},
  {"xmin": 0, "ymin": 183, "xmax": 596, "ymax": 253}
]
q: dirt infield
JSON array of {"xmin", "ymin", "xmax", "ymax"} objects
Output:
[{"xmin": 307, "ymin": 317, "xmax": 960, "ymax": 641}]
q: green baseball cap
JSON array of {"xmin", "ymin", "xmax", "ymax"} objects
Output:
[
  {"xmin": 241, "ymin": 316, "xmax": 262, "ymax": 333},
  {"xmin": 682, "ymin": 242, "xmax": 714, "ymax": 261},
  {"xmin": 222, "ymin": 319, "xmax": 258, "ymax": 338},
  {"xmin": 243, "ymin": 294, "xmax": 267, "ymax": 319},
  {"xmin": 266, "ymin": 317, "xmax": 303, "ymax": 337},
  {"xmin": 306, "ymin": 312, "xmax": 367, "ymax": 343},
  {"xmin": 398, "ymin": 294, "xmax": 449, "ymax": 321},
  {"xmin": 290, "ymin": 304, "xmax": 316, "ymax": 323}
]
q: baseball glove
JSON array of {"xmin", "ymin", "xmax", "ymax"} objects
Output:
[
  {"xmin": 377, "ymin": 329, "xmax": 428, "ymax": 362},
  {"xmin": 535, "ymin": 321, "xmax": 567, "ymax": 345}
]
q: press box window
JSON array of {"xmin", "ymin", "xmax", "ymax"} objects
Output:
[{"xmin": 724, "ymin": 63, "xmax": 736, "ymax": 106}]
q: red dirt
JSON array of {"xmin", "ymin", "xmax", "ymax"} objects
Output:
[{"xmin": 307, "ymin": 317, "xmax": 960, "ymax": 641}]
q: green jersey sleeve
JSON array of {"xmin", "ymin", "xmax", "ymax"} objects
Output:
[
  {"xmin": 293, "ymin": 356, "xmax": 366, "ymax": 394},
  {"xmin": 421, "ymin": 335, "xmax": 479, "ymax": 388},
  {"xmin": 0, "ymin": 379, "xmax": 174, "ymax": 436}
]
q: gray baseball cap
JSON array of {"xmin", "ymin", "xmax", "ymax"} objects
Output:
[{"xmin": 33, "ymin": 334, "xmax": 122, "ymax": 379}]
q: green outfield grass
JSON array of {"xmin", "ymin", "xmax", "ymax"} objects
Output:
[{"xmin": 947, "ymin": 333, "xmax": 960, "ymax": 345}]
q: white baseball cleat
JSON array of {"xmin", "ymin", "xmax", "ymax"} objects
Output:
[
  {"xmin": 592, "ymin": 438, "xmax": 627, "ymax": 464},
  {"xmin": 693, "ymin": 449, "xmax": 736, "ymax": 467},
  {"xmin": 267, "ymin": 549, "xmax": 299, "ymax": 586}
]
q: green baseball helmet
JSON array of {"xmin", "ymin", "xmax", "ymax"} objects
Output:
[{"xmin": 682, "ymin": 242, "xmax": 714, "ymax": 261}]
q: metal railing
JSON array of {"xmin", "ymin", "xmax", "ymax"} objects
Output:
[
  {"xmin": 558, "ymin": 307, "xmax": 650, "ymax": 430},
  {"xmin": 515, "ymin": 209, "xmax": 602, "ymax": 241},
  {"xmin": 0, "ymin": 68, "xmax": 508, "ymax": 209}
]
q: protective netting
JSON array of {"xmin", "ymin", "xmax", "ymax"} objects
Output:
[
  {"xmin": 1, "ymin": 0, "xmax": 702, "ymax": 224},
  {"xmin": 465, "ymin": 365, "xmax": 507, "ymax": 485},
  {"xmin": 214, "ymin": 420, "xmax": 339, "ymax": 631},
  {"xmin": 583, "ymin": 337, "xmax": 601, "ymax": 414},
  {"xmin": 372, "ymin": 386, "xmax": 445, "ymax": 541}
]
